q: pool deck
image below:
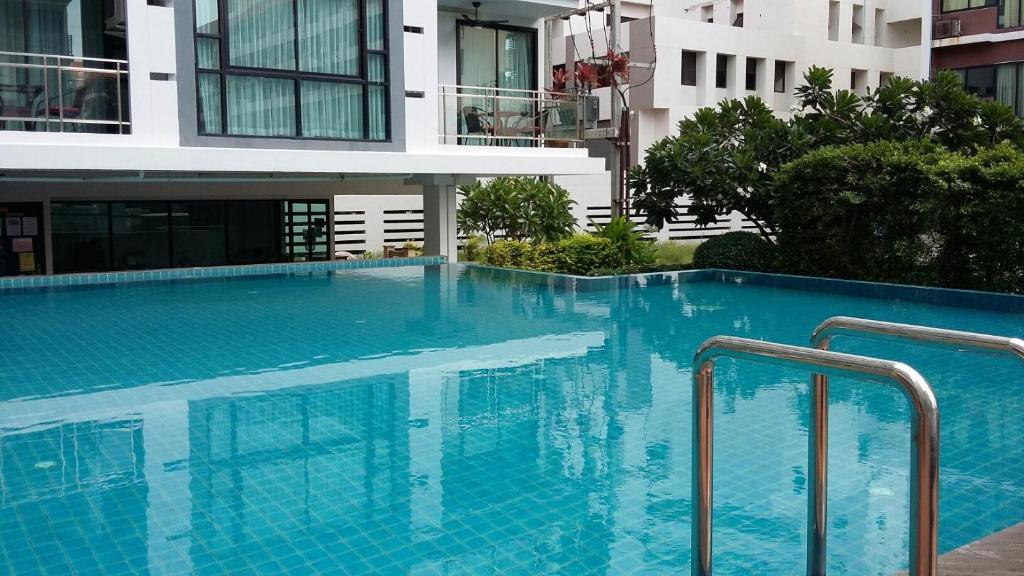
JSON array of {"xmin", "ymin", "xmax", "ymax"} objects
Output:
[{"xmin": 897, "ymin": 522, "xmax": 1024, "ymax": 575}]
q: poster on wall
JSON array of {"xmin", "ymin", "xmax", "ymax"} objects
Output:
[
  {"xmin": 22, "ymin": 217, "xmax": 38, "ymax": 236},
  {"xmin": 5, "ymin": 216, "xmax": 21, "ymax": 236},
  {"xmin": 12, "ymin": 237, "xmax": 32, "ymax": 253},
  {"xmin": 19, "ymin": 253, "xmax": 35, "ymax": 273}
]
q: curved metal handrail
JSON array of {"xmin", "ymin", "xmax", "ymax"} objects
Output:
[
  {"xmin": 804, "ymin": 316, "xmax": 1023, "ymax": 575},
  {"xmin": 812, "ymin": 316, "xmax": 1024, "ymax": 361},
  {"xmin": 692, "ymin": 336, "xmax": 939, "ymax": 576}
]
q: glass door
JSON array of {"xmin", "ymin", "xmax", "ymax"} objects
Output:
[{"xmin": 457, "ymin": 23, "xmax": 536, "ymax": 145}]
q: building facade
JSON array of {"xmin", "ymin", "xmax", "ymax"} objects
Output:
[
  {"xmin": 933, "ymin": 0, "xmax": 1024, "ymax": 114},
  {"xmin": 0, "ymin": 0, "xmax": 603, "ymax": 276},
  {"xmin": 552, "ymin": 0, "xmax": 930, "ymax": 241}
]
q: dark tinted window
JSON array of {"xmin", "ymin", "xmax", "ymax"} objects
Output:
[
  {"xmin": 774, "ymin": 61, "xmax": 788, "ymax": 93},
  {"xmin": 52, "ymin": 202, "xmax": 110, "ymax": 273},
  {"xmin": 716, "ymin": 54, "xmax": 729, "ymax": 89},
  {"xmin": 746, "ymin": 57, "xmax": 758, "ymax": 91},
  {"xmin": 682, "ymin": 51, "xmax": 698, "ymax": 86}
]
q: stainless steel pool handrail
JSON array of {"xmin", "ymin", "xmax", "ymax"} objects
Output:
[
  {"xmin": 804, "ymin": 317, "xmax": 1024, "ymax": 575},
  {"xmin": 692, "ymin": 336, "xmax": 939, "ymax": 576},
  {"xmin": 812, "ymin": 316, "xmax": 1024, "ymax": 361}
]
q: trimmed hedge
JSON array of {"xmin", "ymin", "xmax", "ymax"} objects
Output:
[
  {"xmin": 773, "ymin": 140, "xmax": 1024, "ymax": 293},
  {"xmin": 692, "ymin": 232, "xmax": 776, "ymax": 272},
  {"xmin": 484, "ymin": 236, "xmax": 620, "ymax": 276}
]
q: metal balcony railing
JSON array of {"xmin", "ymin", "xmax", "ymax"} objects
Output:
[
  {"xmin": 438, "ymin": 84, "xmax": 586, "ymax": 148},
  {"xmin": 0, "ymin": 51, "xmax": 130, "ymax": 134}
]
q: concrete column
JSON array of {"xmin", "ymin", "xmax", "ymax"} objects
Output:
[
  {"xmin": 729, "ymin": 54, "xmax": 745, "ymax": 99},
  {"xmin": 838, "ymin": 2, "xmax": 854, "ymax": 44},
  {"xmin": 698, "ymin": 52, "xmax": 717, "ymax": 107},
  {"xmin": 43, "ymin": 197, "xmax": 53, "ymax": 274},
  {"xmin": 414, "ymin": 175, "xmax": 461, "ymax": 262},
  {"xmin": 758, "ymin": 58, "xmax": 774, "ymax": 102}
]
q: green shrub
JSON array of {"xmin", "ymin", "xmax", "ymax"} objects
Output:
[
  {"xmin": 654, "ymin": 241, "xmax": 698, "ymax": 267},
  {"xmin": 544, "ymin": 235, "xmax": 619, "ymax": 276},
  {"xmin": 591, "ymin": 216, "xmax": 656, "ymax": 269},
  {"xmin": 931, "ymin": 143, "xmax": 1024, "ymax": 292},
  {"xmin": 484, "ymin": 236, "xmax": 618, "ymax": 276},
  {"xmin": 771, "ymin": 140, "xmax": 1024, "ymax": 292},
  {"xmin": 484, "ymin": 239, "xmax": 537, "ymax": 269},
  {"xmin": 692, "ymin": 232, "xmax": 776, "ymax": 272},
  {"xmin": 773, "ymin": 140, "xmax": 950, "ymax": 285},
  {"xmin": 462, "ymin": 234, "xmax": 487, "ymax": 262}
]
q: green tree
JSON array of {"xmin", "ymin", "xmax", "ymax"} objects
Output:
[
  {"xmin": 628, "ymin": 96, "xmax": 798, "ymax": 243},
  {"xmin": 457, "ymin": 177, "xmax": 577, "ymax": 243},
  {"xmin": 629, "ymin": 67, "xmax": 1024, "ymax": 242}
]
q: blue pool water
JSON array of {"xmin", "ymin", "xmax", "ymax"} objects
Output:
[{"xmin": 1, "ymin": 265, "xmax": 1022, "ymax": 575}]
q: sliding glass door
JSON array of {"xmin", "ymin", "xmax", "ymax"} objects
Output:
[{"xmin": 456, "ymin": 22, "xmax": 536, "ymax": 145}]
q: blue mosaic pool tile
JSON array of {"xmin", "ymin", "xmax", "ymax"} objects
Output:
[
  {"xmin": 0, "ymin": 257, "xmax": 446, "ymax": 294},
  {"xmin": 1, "ymin": 265, "xmax": 1022, "ymax": 574}
]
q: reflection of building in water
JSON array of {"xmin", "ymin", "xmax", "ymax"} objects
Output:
[
  {"xmin": 186, "ymin": 375, "xmax": 411, "ymax": 568},
  {"xmin": 0, "ymin": 419, "xmax": 148, "ymax": 573}
]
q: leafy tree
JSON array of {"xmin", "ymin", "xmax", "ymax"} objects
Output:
[
  {"xmin": 629, "ymin": 67, "xmax": 1024, "ymax": 243},
  {"xmin": 628, "ymin": 96, "xmax": 798, "ymax": 243},
  {"xmin": 457, "ymin": 177, "xmax": 576, "ymax": 243}
]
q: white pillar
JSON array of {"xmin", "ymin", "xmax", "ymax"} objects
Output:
[{"xmin": 414, "ymin": 175, "xmax": 461, "ymax": 262}]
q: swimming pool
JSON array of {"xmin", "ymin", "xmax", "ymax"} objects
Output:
[{"xmin": 1, "ymin": 265, "xmax": 1022, "ymax": 575}]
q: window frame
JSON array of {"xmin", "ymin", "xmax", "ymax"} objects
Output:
[
  {"xmin": 745, "ymin": 57, "xmax": 758, "ymax": 91},
  {"xmin": 773, "ymin": 60, "xmax": 788, "ymax": 93},
  {"xmin": 193, "ymin": 0, "xmax": 391, "ymax": 142},
  {"xmin": 940, "ymin": 0, "xmax": 995, "ymax": 14},
  {"xmin": 681, "ymin": 51, "xmax": 698, "ymax": 86},
  {"xmin": 998, "ymin": 0, "xmax": 1024, "ymax": 28},
  {"xmin": 715, "ymin": 54, "xmax": 729, "ymax": 89}
]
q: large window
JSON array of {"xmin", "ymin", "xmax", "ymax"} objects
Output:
[
  {"xmin": 953, "ymin": 63, "xmax": 1024, "ymax": 115},
  {"xmin": 942, "ymin": 0, "xmax": 994, "ymax": 12},
  {"xmin": 193, "ymin": 0, "xmax": 388, "ymax": 140},
  {"xmin": 1000, "ymin": 0, "xmax": 1023, "ymax": 27},
  {"xmin": 0, "ymin": 0, "xmax": 129, "ymax": 133},
  {"xmin": 50, "ymin": 200, "xmax": 330, "ymax": 274}
]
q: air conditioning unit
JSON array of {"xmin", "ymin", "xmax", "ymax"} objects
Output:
[{"xmin": 934, "ymin": 19, "xmax": 962, "ymax": 40}]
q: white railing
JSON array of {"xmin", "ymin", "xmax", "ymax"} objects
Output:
[
  {"xmin": 438, "ymin": 84, "xmax": 587, "ymax": 148},
  {"xmin": 0, "ymin": 51, "xmax": 131, "ymax": 134}
]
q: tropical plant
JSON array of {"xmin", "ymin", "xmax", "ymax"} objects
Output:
[
  {"xmin": 590, "ymin": 216, "xmax": 655, "ymax": 269},
  {"xmin": 457, "ymin": 177, "xmax": 576, "ymax": 244}
]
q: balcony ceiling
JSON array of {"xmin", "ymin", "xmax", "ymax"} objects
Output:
[{"xmin": 439, "ymin": 0, "xmax": 578, "ymax": 21}]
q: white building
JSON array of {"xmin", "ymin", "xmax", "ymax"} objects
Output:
[
  {"xmin": 0, "ymin": 0, "xmax": 603, "ymax": 276},
  {"xmin": 554, "ymin": 0, "xmax": 931, "ymax": 241}
]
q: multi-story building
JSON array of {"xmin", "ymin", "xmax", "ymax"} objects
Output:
[
  {"xmin": 0, "ymin": 0, "xmax": 603, "ymax": 277},
  {"xmin": 554, "ymin": 0, "xmax": 930, "ymax": 241},
  {"xmin": 932, "ymin": 0, "xmax": 1024, "ymax": 113}
]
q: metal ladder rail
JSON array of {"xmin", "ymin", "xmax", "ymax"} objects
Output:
[
  {"xmin": 802, "ymin": 317, "xmax": 1024, "ymax": 575},
  {"xmin": 692, "ymin": 336, "xmax": 940, "ymax": 576}
]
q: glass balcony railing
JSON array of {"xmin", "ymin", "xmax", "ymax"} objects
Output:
[
  {"xmin": 0, "ymin": 51, "xmax": 131, "ymax": 134},
  {"xmin": 439, "ymin": 84, "xmax": 589, "ymax": 148}
]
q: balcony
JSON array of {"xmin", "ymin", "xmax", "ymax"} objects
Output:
[
  {"xmin": 0, "ymin": 51, "xmax": 130, "ymax": 135},
  {"xmin": 439, "ymin": 84, "xmax": 589, "ymax": 148}
]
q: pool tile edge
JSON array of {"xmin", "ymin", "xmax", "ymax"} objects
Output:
[{"xmin": 0, "ymin": 257, "xmax": 447, "ymax": 293}]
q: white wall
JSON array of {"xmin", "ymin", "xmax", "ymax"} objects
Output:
[{"xmin": 546, "ymin": 0, "xmax": 928, "ymax": 243}]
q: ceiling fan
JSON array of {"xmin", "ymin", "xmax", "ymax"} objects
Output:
[{"xmin": 460, "ymin": 2, "xmax": 508, "ymax": 27}]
